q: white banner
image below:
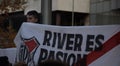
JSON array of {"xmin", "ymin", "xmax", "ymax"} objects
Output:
[{"xmin": 14, "ymin": 23, "xmax": 120, "ymax": 66}]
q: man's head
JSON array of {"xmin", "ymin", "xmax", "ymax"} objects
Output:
[
  {"xmin": 0, "ymin": 56, "xmax": 10, "ymax": 66},
  {"xmin": 14, "ymin": 61, "xmax": 27, "ymax": 66},
  {"xmin": 26, "ymin": 10, "xmax": 39, "ymax": 23},
  {"xmin": 38, "ymin": 60, "xmax": 68, "ymax": 66}
]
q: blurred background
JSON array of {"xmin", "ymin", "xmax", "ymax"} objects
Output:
[{"xmin": 0, "ymin": 0, "xmax": 120, "ymax": 48}]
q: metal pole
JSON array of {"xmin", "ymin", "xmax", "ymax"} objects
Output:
[
  {"xmin": 72, "ymin": 0, "xmax": 74, "ymax": 26},
  {"xmin": 41, "ymin": 0, "xmax": 52, "ymax": 25}
]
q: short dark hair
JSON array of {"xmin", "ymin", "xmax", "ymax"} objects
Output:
[
  {"xmin": 14, "ymin": 61, "xmax": 27, "ymax": 66},
  {"xmin": 27, "ymin": 10, "xmax": 39, "ymax": 19},
  {"xmin": 0, "ymin": 56, "xmax": 10, "ymax": 66},
  {"xmin": 38, "ymin": 60, "xmax": 68, "ymax": 66}
]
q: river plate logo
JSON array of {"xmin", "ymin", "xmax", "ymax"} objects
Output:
[{"xmin": 19, "ymin": 36, "xmax": 40, "ymax": 66}]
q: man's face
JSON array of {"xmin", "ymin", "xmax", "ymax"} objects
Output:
[{"xmin": 26, "ymin": 15, "xmax": 38, "ymax": 23}]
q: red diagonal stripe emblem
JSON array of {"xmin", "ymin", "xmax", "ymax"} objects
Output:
[
  {"xmin": 87, "ymin": 32, "xmax": 120, "ymax": 66},
  {"xmin": 24, "ymin": 39, "xmax": 37, "ymax": 53}
]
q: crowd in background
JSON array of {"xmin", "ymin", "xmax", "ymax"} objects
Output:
[{"xmin": 0, "ymin": 56, "xmax": 68, "ymax": 66}]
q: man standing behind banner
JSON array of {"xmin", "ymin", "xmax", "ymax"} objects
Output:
[
  {"xmin": 14, "ymin": 10, "xmax": 40, "ymax": 66},
  {"xmin": 26, "ymin": 10, "xmax": 40, "ymax": 23}
]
